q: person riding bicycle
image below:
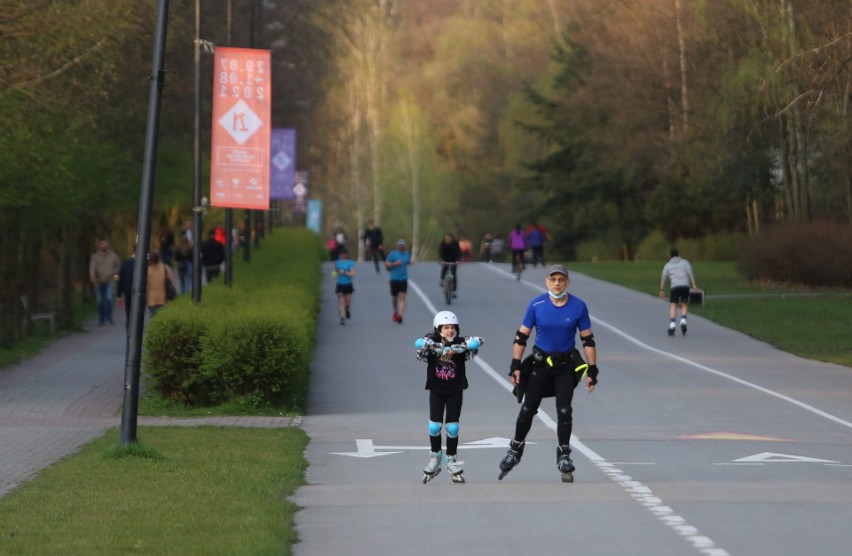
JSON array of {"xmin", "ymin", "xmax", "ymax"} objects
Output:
[
  {"xmin": 438, "ymin": 234, "xmax": 462, "ymax": 297},
  {"xmin": 509, "ymin": 224, "xmax": 526, "ymax": 272}
]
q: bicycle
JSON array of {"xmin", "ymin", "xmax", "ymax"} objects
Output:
[
  {"xmin": 442, "ymin": 262, "xmax": 457, "ymax": 305},
  {"xmin": 512, "ymin": 250, "xmax": 524, "ymax": 281}
]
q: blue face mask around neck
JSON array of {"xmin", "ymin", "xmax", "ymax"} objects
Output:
[{"xmin": 548, "ymin": 290, "xmax": 567, "ymax": 300}]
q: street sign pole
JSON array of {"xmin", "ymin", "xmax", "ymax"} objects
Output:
[{"xmin": 121, "ymin": 0, "xmax": 170, "ymax": 446}]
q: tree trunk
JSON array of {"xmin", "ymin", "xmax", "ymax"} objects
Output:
[
  {"xmin": 347, "ymin": 80, "xmax": 366, "ymax": 261},
  {"xmin": 675, "ymin": 0, "xmax": 689, "ymax": 134},
  {"xmin": 400, "ymin": 102, "xmax": 421, "ymax": 254}
]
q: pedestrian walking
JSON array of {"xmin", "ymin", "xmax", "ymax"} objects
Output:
[
  {"xmin": 89, "ymin": 240, "xmax": 121, "ymax": 326},
  {"xmin": 363, "ymin": 220, "xmax": 385, "ymax": 273},
  {"xmin": 116, "ymin": 250, "xmax": 135, "ymax": 331},
  {"xmin": 146, "ymin": 251, "xmax": 177, "ymax": 318},
  {"xmin": 200, "ymin": 230, "xmax": 225, "ymax": 283},
  {"xmin": 498, "ymin": 264, "xmax": 599, "ymax": 482}
]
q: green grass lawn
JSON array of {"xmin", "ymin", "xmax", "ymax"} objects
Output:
[
  {"xmin": 570, "ymin": 261, "xmax": 852, "ymax": 368},
  {"xmin": 0, "ymin": 427, "xmax": 307, "ymax": 555}
]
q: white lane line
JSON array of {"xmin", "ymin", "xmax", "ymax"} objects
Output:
[
  {"xmin": 480, "ymin": 264, "xmax": 852, "ymax": 431},
  {"xmin": 410, "ymin": 276, "xmax": 729, "ymax": 556}
]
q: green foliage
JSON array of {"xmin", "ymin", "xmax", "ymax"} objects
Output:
[
  {"xmin": 142, "ymin": 229, "xmax": 324, "ymax": 411},
  {"xmin": 578, "ymin": 230, "xmax": 747, "ymax": 263},
  {"xmin": 739, "ymin": 221, "xmax": 852, "ymax": 288},
  {"xmin": 143, "ymin": 316, "xmax": 208, "ymax": 404}
]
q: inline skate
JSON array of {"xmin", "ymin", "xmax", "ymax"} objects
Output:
[
  {"xmin": 446, "ymin": 454, "xmax": 465, "ymax": 484},
  {"xmin": 422, "ymin": 451, "xmax": 443, "ymax": 484},
  {"xmin": 557, "ymin": 445, "xmax": 575, "ymax": 483},
  {"xmin": 498, "ymin": 439, "xmax": 525, "ymax": 480}
]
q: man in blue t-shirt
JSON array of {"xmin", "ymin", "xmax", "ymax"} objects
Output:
[
  {"xmin": 498, "ymin": 264, "xmax": 599, "ymax": 483},
  {"xmin": 385, "ymin": 239, "xmax": 413, "ymax": 324}
]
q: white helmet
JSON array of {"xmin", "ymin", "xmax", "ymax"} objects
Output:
[{"xmin": 433, "ymin": 311, "xmax": 459, "ymax": 328}]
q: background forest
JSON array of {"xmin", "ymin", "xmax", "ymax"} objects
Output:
[{"xmin": 1, "ymin": 0, "xmax": 850, "ymax": 342}]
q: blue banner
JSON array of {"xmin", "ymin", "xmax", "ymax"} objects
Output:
[
  {"xmin": 306, "ymin": 199, "xmax": 322, "ymax": 234},
  {"xmin": 269, "ymin": 128, "xmax": 296, "ymax": 200}
]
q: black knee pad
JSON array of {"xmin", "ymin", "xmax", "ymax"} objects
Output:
[
  {"xmin": 556, "ymin": 405, "xmax": 573, "ymax": 427},
  {"xmin": 518, "ymin": 403, "xmax": 538, "ymax": 425}
]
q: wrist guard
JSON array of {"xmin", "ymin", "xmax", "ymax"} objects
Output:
[
  {"xmin": 587, "ymin": 364, "xmax": 599, "ymax": 385},
  {"xmin": 509, "ymin": 358, "xmax": 522, "ymax": 375}
]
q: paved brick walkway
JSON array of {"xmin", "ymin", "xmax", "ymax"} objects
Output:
[{"xmin": 0, "ymin": 316, "xmax": 301, "ymax": 498}]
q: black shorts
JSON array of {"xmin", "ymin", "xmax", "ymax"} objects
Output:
[
  {"xmin": 335, "ymin": 283, "xmax": 354, "ymax": 295},
  {"xmin": 669, "ymin": 285, "xmax": 690, "ymax": 304},
  {"xmin": 390, "ymin": 279, "xmax": 408, "ymax": 296}
]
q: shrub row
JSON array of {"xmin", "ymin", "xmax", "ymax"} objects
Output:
[
  {"xmin": 739, "ymin": 221, "xmax": 852, "ymax": 288},
  {"xmin": 143, "ymin": 228, "xmax": 324, "ymax": 411}
]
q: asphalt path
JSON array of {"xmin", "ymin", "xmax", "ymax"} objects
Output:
[{"xmin": 293, "ymin": 260, "xmax": 852, "ymax": 556}]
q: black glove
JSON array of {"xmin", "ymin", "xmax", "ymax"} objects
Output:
[
  {"xmin": 587, "ymin": 364, "xmax": 599, "ymax": 386},
  {"xmin": 509, "ymin": 358, "xmax": 522, "ymax": 375}
]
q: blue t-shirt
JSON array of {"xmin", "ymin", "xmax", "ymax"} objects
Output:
[
  {"xmin": 527, "ymin": 227, "xmax": 544, "ymax": 247},
  {"xmin": 522, "ymin": 293, "xmax": 591, "ymax": 354},
  {"xmin": 335, "ymin": 259, "xmax": 356, "ymax": 286},
  {"xmin": 386, "ymin": 249, "xmax": 411, "ymax": 281}
]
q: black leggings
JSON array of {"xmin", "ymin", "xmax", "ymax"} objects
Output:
[
  {"xmin": 514, "ymin": 368, "xmax": 575, "ymax": 446},
  {"xmin": 429, "ymin": 391, "xmax": 463, "ymax": 455}
]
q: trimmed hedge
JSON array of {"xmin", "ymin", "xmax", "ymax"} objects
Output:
[{"xmin": 143, "ymin": 228, "xmax": 324, "ymax": 411}]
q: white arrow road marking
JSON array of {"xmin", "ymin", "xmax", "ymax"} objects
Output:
[
  {"xmin": 332, "ymin": 439, "xmax": 402, "ymax": 459},
  {"xmin": 332, "ymin": 437, "xmax": 525, "ymax": 458},
  {"xmin": 732, "ymin": 452, "xmax": 839, "ymax": 464}
]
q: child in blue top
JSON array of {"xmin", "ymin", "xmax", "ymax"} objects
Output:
[
  {"xmin": 414, "ymin": 311, "xmax": 484, "ymax": 484},
  {"xmin": 333, "ymin": 247, "xmax": 356, "ymax": 325}
]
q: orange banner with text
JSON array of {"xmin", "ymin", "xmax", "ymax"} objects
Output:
[{"xmin": 210, "ymin": 47, "xmax": 271, "ymax": 210}]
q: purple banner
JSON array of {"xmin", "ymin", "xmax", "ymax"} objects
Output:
[{"xmin": 269, "ymin": 128, "xmax": 296, "ymax": 200}]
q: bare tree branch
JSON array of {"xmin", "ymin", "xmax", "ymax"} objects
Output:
[{"xmin": 10, "ymin": 37, "xmax": 108, "ymax": 90}]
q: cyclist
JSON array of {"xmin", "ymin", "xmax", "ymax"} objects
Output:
[
  {"xmin": 509, "ymin": 224, "xmax": 526, "ymax": 273},
  {"xmin": 525, "ymin": 222, "xmax": 549, "ymax": 267},
  {"xmin": 438, "ymin": 234, "xmax": 462, "ymax": 297}
]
